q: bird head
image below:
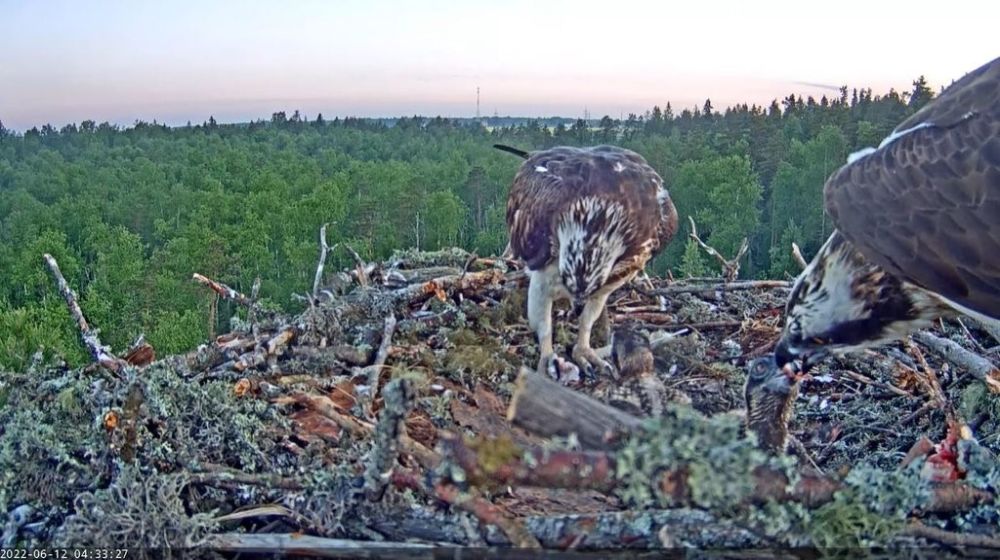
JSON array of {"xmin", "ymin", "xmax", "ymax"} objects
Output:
[
  {"xmin": 744, "ymin": 354, "xmax": 800, "ymax": 453},
  {"xmin": 610, "ymin": 326, "xmax": 654, "ymax": 377},
  {"xmin": 775, "ymin": 231, "xmax": 942, "ymax": 371}
]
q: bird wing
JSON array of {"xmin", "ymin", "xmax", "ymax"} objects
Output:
[
  {"xmin": 506, "ymin": 146, "xmax": 676, "ymax": 271},
  {"xmin": 824, "ymin": 57, "xmax": 1000, "ymax": 319}
]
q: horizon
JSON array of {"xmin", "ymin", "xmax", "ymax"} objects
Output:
[{"xmin": 2, "ymin": 0, "xmax": 998, "ymax": 131}]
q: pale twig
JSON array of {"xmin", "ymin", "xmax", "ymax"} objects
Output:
[
  {"xmin": 791, "ymin": 242, "xmax": 808, "ymax": 270},
  {"xmin": 687, "ymin": 216, "xmax": 748, "ymax": 282},
  {"xmin": 311, "ymin": 223, "xmax": 331, "ymax": 301}
]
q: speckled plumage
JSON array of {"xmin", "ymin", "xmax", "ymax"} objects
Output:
[
  {"xmin": 595, "ymin": 327, "xmax": 691, "ymax": 417},
  {"xmin": 744, "ymin": 355, "xmax": 799, "ymax": 454},
  {"xmin": 500, "ymin": 145, "xmax": 678, "ymax": 376},
  {"xmin": 777, "ymin": 56, "xmax": 1000, "ymax": 367}
]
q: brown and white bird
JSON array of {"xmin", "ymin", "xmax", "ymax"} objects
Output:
[
  {"xmin": 776, "ymin": 56, "xmax": 1000, "ymax": 372},
  {"xmin": 497, "ymin": 144, "xmax": 679, "ymax": 376},
  {"xmin": 595, "ymin": 326, "xmax": 690, "ymax": 417},
  {"xmin": 744, "ymin": 355, "xmax": 800, "ymax": 454}
]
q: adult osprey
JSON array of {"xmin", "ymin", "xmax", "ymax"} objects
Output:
[
  {"xmin": 497, "ymin": 145, "xmax": 678, "ymax": 376},
  {"xmin": 776, "ymin": 56, "xmax": 1000, "ymax": 372}
]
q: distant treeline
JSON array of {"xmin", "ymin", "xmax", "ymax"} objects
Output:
[{"xmin": 0, "ymin": 77, "xmax": 937, "ymax": 369}]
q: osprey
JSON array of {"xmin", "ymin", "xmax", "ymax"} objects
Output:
[
  {"xmin": 497, "ymin": 145, "xmax": 678, "ymax": 376},
  {"xmin": 776, "ymin": 56, "xmax": 1000, "ymax": 372}
]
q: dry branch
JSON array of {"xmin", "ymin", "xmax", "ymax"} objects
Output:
[
  {"xmin": 914, "ymin": 331, "xmax": 1000, "ymax": 392},
  {"xmin": 791, "ymin": 242, "xmax": 808, "ymax": 270},
  {"xmin": 311, "ymin": 223, "xmax": 331, "ymax": 300},
  {"xmin": 363, "ymin": 377, "xmax": 415, "ymax": 501},
  {"xmin": 904, "ymin": 520, "xmax": 1000, "ymax": 549},
  {"xmin": 507, "ymin": 367, "xmax": 643, "ymax": 451},
  {"xmin": 649, "ymin": 280, "xmax": 790, "ymax": 296},
  {"xmin": 43, "ymin": 253, "xmax": 126, "ymax": 373},
  {"xmin": 434, "ymin": 482, "xmax": 541, "ymax": 549},
  {"xmin": 687, "ymin": 216, "xmax": 749, "ymax": 282},
  {"xmin": 202, "ymin": 533, "xmax": 433, "ymax": 557},
  {"xmin": 192, "ymin": 273, "xmax": 263, "ymax": 315}
]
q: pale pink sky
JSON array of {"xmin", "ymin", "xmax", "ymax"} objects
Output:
[{"xmin": 1, "ymin": 0, "xmax": 997, "ymax": 130}]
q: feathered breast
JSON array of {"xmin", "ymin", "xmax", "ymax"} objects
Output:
[{"xmin": 506, "ymin": 146, "xmax": 677, "ymax": 293}]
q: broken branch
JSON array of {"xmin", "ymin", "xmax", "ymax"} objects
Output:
[
  {"xmin": 43, "ymin": 253, "xmax": 125, "ymax": 373},
  {"xmin": 791, "ymin": 242, "xmax": 808, "ymax": 271},
  {"xmin": 311, "ymin": 223, "xmax": 331, "ymax": 301},
  {"xmin": 913, "ymin": 331, "xmax": 1000, "ymax": 392},
  {"xmin": 687, "ymin": 216, "xmax": 748, "ymax": 283}
]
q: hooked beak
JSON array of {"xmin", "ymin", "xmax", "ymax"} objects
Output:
[{"xmin": 775, "ymin": 338, "xmax": 830, "ymax": 382}]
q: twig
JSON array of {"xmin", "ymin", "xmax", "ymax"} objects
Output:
[
  {"xmin": 687, "ymin": 216, "xmax": 748, "ymax": 282},
  {"xmin": 906, "ymin": 339, "xmax": 956, "ymax": 423},
  {"xmin": 311, "ymin": 223, "xmax": 331, "ymax": 301},
  {"xmin": 248, "ymin": 276, "xmax": 262, "ymax": 327},
  {"xmin": 791, "ymin": 242, "xmax": 808, "ymax": 270},
  {"xmin": 359, "ymin": 314, "xmax": 398, "ymax": 417},
  {"xmin": 43, "ymin": 253, "xmax": 125, "ymax": 373},
  {"xmin": 434, "ymin": 482, "xmax": 541, "ymax": 549},
  {"xmin": 913, "ymin": 331, "xmax": 1000, "ymax": 392},
  {"xmin": 842, "ymin": 370, "xmax": 915, "ymax": 398},
  {"xmin": 904, "ymin": 520, "xmax": 1000, "ymax": 549},
  {"xmin": 649, "ymin": 280, "xmax": 790, "ymax": 296},
  {"xmin": 364, "ymin": 377, "xmax": 415, "ymax": 501},
  {"xmin": 189, "ymin": 466, "xmax": 306, "ymax": 491}
]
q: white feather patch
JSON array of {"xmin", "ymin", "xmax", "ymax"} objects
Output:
[
  {"xmin": 535, "ymin": 165, "xmax": 548, "ymax": 173},
  {"xmin": 847, "ymin": 121, "xmax": 934, "ymax": 164}
]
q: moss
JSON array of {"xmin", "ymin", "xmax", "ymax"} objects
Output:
[{"xmin": 467, "ymin": 435, "xmax": 522, "ymax": 486}]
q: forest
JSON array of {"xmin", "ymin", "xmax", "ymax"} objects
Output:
[{"xmin": 0, "ymin": 77, "xmax": 937, "ymax": 370}]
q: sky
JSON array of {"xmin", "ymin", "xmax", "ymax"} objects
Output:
[{"xmin": 1, "ymin": 0, "xmax": 998, "ymax": 130}]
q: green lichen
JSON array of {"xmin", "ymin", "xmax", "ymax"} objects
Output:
[{"xmin": 615, "ymin": 405, "xmax": 777, "ymax": 512}]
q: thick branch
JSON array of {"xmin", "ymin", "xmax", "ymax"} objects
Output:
[
  {"xmin": 363, "ymin": 377, "xmax": 414, "ymax": 501},
  {"xmin": 202, "ymin": 533, "xmax": 432, "ymax": 557},
  {"xmin": 914, "ymin": 331, "xmax": 1000, "ymax": 392},
  {"xmin": 507, "ymin": 368, "xmax": 643, "ymax": 450},
  {"xmin": 43, "ymin": 253, "xmax": 125, "ymax": 372},
  {"xmin": 311, "ymin": 223, "xmax": 331, "ymax": 300}
]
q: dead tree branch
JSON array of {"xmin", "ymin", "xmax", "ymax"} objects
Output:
[
  {"xmin": 311, "ymin": 223, "xmax": 331, "ymax": 301},
  {"xmin": 914, "ymin": 331, "xmax": 1000, "ymax": 392},
  {"xmin": 192, "ymin": 273, "xmax": 262, "ymax": 314},
  {"xmin": 687, "ymin": 216, "xmax": 749, "ymax": 282},
  {"xmin": 359, "ymin": 313, "xmax": 398, "ymax": 416},
  {"xmin": 791, "ymin": 242, "xmax": 808, "ymax": 271},
  {"xmin": 43, "ymin": 253, "xmax": 126, "ymax": 373},
  {"xmin": 202, "ymin": 533, "xmax": 433, "ymax": 557},
  {"xmin": 434, "ymin": 482, "xmax": 541, "ymax": 549},
  {"xmin": 904, "ymin": 520, "xmax": 1000, "ymax": 549},
  {"xmin": 363, "ymin": 377, "xmax": 415, "ymax": 501},
  {"xmin": 649, "ymin": 280, "xmax": 790, "ymax": 296}
]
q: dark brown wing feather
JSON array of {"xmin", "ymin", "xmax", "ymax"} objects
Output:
[
  {"xmin": 505, "ymin": 145, "xmax": 677, "ymax": 271},
  {"xmin": 824, "ymin": 57, "xmax": 1000, "ymax": 319}
]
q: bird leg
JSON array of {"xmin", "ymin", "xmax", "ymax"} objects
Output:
[
  {"xmin": 527, "ymin": 269, "xmax": 556, "ymax": 376},
  {"xmin": 573, "ymin": 291, "xmax": 617, "ymax": 379}
]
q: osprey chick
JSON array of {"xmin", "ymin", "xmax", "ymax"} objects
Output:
[
  {"xmin": 596, "ymin": 326, "xmax": 690, "ymax": 417},
  {"xmin": 776, "ymin": 56, "xmax": 1000, "ymax": 371},
  {"xmin": 499, "ymin": 145, "xmax": 678, "ymax": 376},
  {"xmin": 744, "ymin": 354, "xmax": 800, "ymax": 454}
]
